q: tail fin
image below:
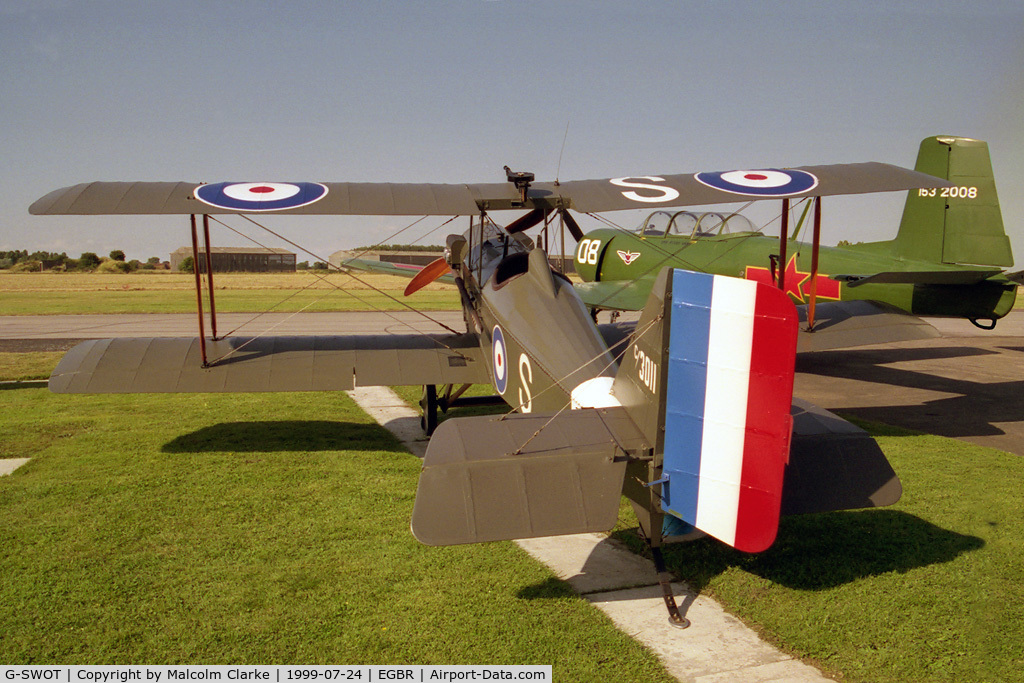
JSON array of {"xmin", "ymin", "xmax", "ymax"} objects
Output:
[
  {"xmin": 613, "ymin": 268, "xmax": 798, "ymax": 552},
  {"xmin": 893, "ymin": 136, "xmax": 1012, "ymax": 266}
]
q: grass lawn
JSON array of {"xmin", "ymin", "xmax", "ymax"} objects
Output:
[
  {"xmin": 0, "ymin": 272, "xmax": 460, "ymax": 314},
  {"xmin": 0, "ymin": 376, "xmax": 675, "ymax": 679},
  {"xmin": 398, "ymin": 385, "xmax": 1024, "ymax": 682},
  {"xmin": 7, "ymin": 356, "xmax": 1024, "ymax": 681},
  {"xmin": 0, "ymin": 352, "xmax": 63, "ymax": 381}
]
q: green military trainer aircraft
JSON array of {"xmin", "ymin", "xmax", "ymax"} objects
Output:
[{"xmin": 572, "ymin": 136, "xmax": 1020, "ymax": 351}]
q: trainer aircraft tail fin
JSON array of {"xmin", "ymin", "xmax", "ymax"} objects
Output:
[{"xmin": 893, "ymin": 136, "xmax": 1012, "ymax": 267}]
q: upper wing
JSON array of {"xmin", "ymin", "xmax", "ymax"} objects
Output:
[
  {"xmin": 29, "ymin": 163, "xmax": 950, "ymax": 216},
  {"xmin": 50, "ymin": 334, "xmax": 488, "ymax": 394},
  {"xmin": 554, "ymin": 162, "xmax": 951, "ymax": 213},
  {"xmin": 29, "ymin": 181, "xmax": 481, "ymax": 216}
]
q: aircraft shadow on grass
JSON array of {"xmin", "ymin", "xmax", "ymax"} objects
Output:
[
  {"xmin": 654, "ymin": 510, "xmax": 981, "ymax": 593},
  {"xmin": 796, "ymin": 344, "xmax": 1024, "ymax": 444},
  {"xmin": 516, "ymin": 510, "xmax": 983, "ymax": 603},
  {"xmin": 161, "ymin": 420, "xmax": 407, "ymax": 454}
]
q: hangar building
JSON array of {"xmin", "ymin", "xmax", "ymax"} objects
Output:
[{"xmin": 170, "ymin": 247, "xmax": 296, "ymax": 273}]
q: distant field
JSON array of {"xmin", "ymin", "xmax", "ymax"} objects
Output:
[{"xmin": 0, "ymin": 271, "xmax": 461, "ymax": 314}]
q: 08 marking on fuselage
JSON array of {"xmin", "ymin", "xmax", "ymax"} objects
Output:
[{"xmin": 576, "ymin": 238, "xmax": 602, "ymax": 265}]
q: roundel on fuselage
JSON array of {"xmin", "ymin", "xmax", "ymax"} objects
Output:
[{"xmin": 491, "ymin": 325, "xmax": 508, "ymax": 394}]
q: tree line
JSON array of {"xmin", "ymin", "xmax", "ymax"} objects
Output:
[{"xmin": 0, "ymin": 249, "xmax": 165, "ymax": 273}]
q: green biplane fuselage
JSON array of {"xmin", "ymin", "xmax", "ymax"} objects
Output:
[
  {"xmin": 573, "ymin": 136, "xmax": 1018, "ymax": 328},
  {"xmin": 575, "ymin": 216, "xmax": 1016, "ymax": 322}
]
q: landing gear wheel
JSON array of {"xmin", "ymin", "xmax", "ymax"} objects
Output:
[{"xmin": 420, "ymin": 385, "xmax": 438, "ymax": 436}]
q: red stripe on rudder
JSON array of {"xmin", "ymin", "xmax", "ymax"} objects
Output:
[{"xmin": 733, "ymin": 284, "xmax": 798, "ymax": 553}]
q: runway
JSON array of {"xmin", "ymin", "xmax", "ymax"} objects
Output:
[{"xmin": 4, "ymin": 310, "xmax": 1023, "ymax": 455}]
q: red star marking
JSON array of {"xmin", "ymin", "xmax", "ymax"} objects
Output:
[{"xmin": 744, "ymin": 255, "xmax": 841, "ymax": 303}]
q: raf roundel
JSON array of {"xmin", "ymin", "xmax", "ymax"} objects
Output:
[
  {"xmin": 492, "ymin": 326, "xmax": 508, "ymax": 395},
  {"xmin": 194, "ymin": 182, "xmax": 329, "ymax": 212},
  {"xmin": 693, "ymin": 169, "xmax": 818, "ymax": 197}
]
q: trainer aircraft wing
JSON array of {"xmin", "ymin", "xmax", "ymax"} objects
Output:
[
  {"xmin": 49, "ymin": 334, "xmax": 488, "ymax": 394},
  {"xmin": 793, "ymin": 301, "xmax": 940, "ymax": 352},
  {"xmin": 339, "ymin": 257, "xmax": 455, "ymax": 285},
  {"xmin": 834, "ymin": 269, "xmax": 1004, "ymax": 288},
  {"xmin": 29, "ymin": 163, "xmax": 948, "ymax": 216},
  {"xmin": 577, "ymin": 278, "xmax": 942, "ymax": 352},
  {"xmin": 337, "ymin": 255, "xmax": 454, "ymax": 288}
]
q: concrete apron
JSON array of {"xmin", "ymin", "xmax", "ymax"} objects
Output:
[{"xmin": 346, "ymin": 385, "xmax": 833, "ymax": 683}]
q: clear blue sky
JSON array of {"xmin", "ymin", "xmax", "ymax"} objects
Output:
[{"xmin": 3, "ymin": 0, "xmax": 1022, "ymax": 262}]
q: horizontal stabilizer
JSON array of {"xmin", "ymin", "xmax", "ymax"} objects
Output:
[
  {"xmin": 834, "ymin": 269, "xmax": 1002, "ymax": 288},
  {"xmin": 50, "ymin": 335, "xmax": 487, "ymax": 394},
  {"xmin": 574, "ymin": 278, "xmax": 653, "ymax": 312},
  {"xmin": 797, "ymin": 301, "xmax": 939, "ymax": 352},
  {"xmin": 782, "ymin": 399, "xmax": 902, "ymax": 515},
  {"xmin": 411, "ymin": 409, "xmax": 645, "ymax": 545}
]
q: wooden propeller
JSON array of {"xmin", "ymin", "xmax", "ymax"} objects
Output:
[{"xmin": 404, "ymin": 257, "xmax": 452, "ymax": 296}]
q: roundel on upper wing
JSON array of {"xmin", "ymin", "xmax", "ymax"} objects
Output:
[
  {"xmin": 194, "ymin": 182, "xmax": 328, "ymax": 211},
  {"xmin": 492, "ymin": 326, "xmax": 508, "ymax": 394},
  {"xmin": 693, "ymin": 169, "xmax": 818, "ymax": 197}
]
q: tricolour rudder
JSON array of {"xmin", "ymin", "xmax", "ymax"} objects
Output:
[
  {"xmin": 892, "ymin": 136, "xmax": 1012, "ymax": 267},
  {"xmin": 611, "ymin": 268, "xmax": 798, "ymax": 553},
  {"xmin": 732, "ymin": 275, "xmax": 799, "ymax": 550}
]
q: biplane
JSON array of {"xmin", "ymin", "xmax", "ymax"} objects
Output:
[
  {"xmin": 569, "ymin": 136, "xmax": 1020, "ymax": 351},
  {"xmin": 32, "ymin": 157, "xmax": 949, "ymax": 626}
]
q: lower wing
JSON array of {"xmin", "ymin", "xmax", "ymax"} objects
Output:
[{"xmin": 49, "ymin": 334, "xmax": 488, "ymax": 393}]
